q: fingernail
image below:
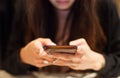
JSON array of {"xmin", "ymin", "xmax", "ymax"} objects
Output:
[
  {"xmin": 39, "ymin": 49, "xmax": 47, "ymax": 56},
  {"xmin": 42, "ymin": 52, "xmax": 47, "ymax": 55},
  {"xmin": 50, "ymin": 43, "xmax": 56, "ymax": 45},
  {"xmin": 48, "ymin": 54, "xmax": 53, "ymax": 57},
  {"xmin": 43, "ymin": 60, "xmax": 49, "ymax": 64},
  {"xmin": 78, "ymin": 46, "xmax": 81, "ymax": 50}
]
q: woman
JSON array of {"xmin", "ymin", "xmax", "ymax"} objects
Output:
[{"xmin": 3, "ymin": 0, "xmax": 120, "ymax": 77}]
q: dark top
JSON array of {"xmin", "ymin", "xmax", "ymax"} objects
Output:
[
  {"xmin": 0, "ymin": 0, "xmax": 14, "ymax": 68},
  {"xmin": 2, "ymin": 0, "xmax": 120, "ymax": 77}
]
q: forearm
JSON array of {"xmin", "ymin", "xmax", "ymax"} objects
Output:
[
  {"xmin": 3, "ymin": 49, "xmax": 31, "ymax": 75},
  {"xmin": 98, "ymin": 53, "xmax": 120, "ymax": 77}
]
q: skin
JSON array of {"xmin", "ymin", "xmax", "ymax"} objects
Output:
[
  {"xmin": 51, "ymin": 38, "xmax": 105, "ymax": 71},
  {"xmin": 20, "ymin": 0, "xmax": 105, "ymax": 71},
  {"xmin": 49, "ymin": 0, "xmax": 75, "ymax": 10},
  {"xmin": 20, "ymin": 38, "xmax": 56, "ymax": 67}
]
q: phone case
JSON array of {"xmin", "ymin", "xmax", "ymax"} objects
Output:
[{"xmin": 44, "ymin": 45, "xmax": 77, "ymax": 54}]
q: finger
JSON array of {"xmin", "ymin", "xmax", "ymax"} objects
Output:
[
  {"xmin": 69, "ymin": 65, "xmax": 80, "ymax": 70},
  {"xmin": 35, "ymin": 63, "xmax": 50, "ymax": 68},
  {"xmin": 52, "ymin": 57, "xmax": 80, "ymax": 66},
  {"xmin": 37, "ymin": 38, "xmax": 56, "ymax": 46},
  {"xmin": 35, "ymin": 53, "xmax": 56, "ymax": 63},
  {"xmin": 71, "ymin": 57, "xmax": 81, "ymax": 64},
  {"xmin": 77, "ymin": 44, "xmax": 91, "ymax": 54},
  {"xmin": 53, "ymin": 59, "xmax": 80, "ymax": 68},
  {"xmin": 35, "ymin": 38, "xmax": 56, "ymax": 56},
  {"xmin": 69, "ymin": 38, "xmax": 86, "ymax": 46},
  {"xmin": 76, "ymin": 46, "xmax": 85, "ymax": 54},
  {"xmin": 50, "ymin": 53, "xmax": 82, "ymax": 65},
  {"xmin": 69, "ymin": 64, "xmax": 89, "ymax": 70},
  {"xmin": 52, "ymin": 59, "xmax": 70, "ymax": 66},
  {"xmin": 35, "ymin": 59, "xmax": 52, "ymax": 68},
  {"xmin": 50, "ymin": 53, "xmax": 75, "ymax": 60},
  {"xmin": 32, "ymin": 40, "xmax": 47, "ymax": 56}
]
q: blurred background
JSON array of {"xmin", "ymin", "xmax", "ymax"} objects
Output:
[{"xmin": 115, "ymin": 0, "xmax": 120, "ymax": 17}]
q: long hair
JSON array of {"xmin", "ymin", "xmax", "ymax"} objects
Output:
[
  {"xmin": 0, "ymin": 0, "xmax": 6, "ymax": 12},
  {"xmin": 19, "ymin": 0, "xmax": 106, "ymax": 52}
]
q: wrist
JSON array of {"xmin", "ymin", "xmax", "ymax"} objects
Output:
[{"xmin": 93, "ymin": 53, "xmax": 105, "ymax": 71}]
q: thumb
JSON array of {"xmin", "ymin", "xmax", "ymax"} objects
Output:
[{"xmin": 37, "ymin": 38, "xmax": 56, "ymax": 46}]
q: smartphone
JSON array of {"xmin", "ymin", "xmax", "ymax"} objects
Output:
[{"xmin": 43, "ymin": 45, "xmax": 77, "ymax": 54}]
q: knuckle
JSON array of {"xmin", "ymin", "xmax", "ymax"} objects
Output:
[
  {"xmin": 35, "ymin": 38, "xmax": 43, "ymax": 41},
  {"xmin": 80, "ymin": 38, "xmax": 86, "ymax": 42},
  {"xmin": 45, "ymin": 38, "xmax": 51, "ymax": 42},
  {"xmin": 69, "ymin": 41, "xmax": 74, "ymax": 44}
]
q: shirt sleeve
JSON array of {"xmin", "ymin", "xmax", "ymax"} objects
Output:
[{"xmin": 97, "ymin": 0, "xmax": 120, "ymax": 77}]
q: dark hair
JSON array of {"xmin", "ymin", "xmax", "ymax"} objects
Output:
[
  {"xmin": 15, "ymin": 0, "xmax": 106, "ymax": 52},
  {"xmin": 0, "ymin": 0, "xmax": 6, "ymax": 12}
]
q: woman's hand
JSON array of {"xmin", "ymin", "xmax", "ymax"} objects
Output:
[
  {"xmin": 51, "ymin": 38, "xmax": 105, "ymax": 71},
  {"xmin": 20, "ymin": 38, "xmax": 56, "ymax": 68}
]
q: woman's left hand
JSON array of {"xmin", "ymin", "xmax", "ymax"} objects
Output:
[{"xmin": 51, "ymin": 38, "xmax": 105, "ymax": 71}]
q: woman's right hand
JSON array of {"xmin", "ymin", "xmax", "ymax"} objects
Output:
[{"xmin": 20, "ymin": 38, "xmax": 56, "ymax": 68}]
